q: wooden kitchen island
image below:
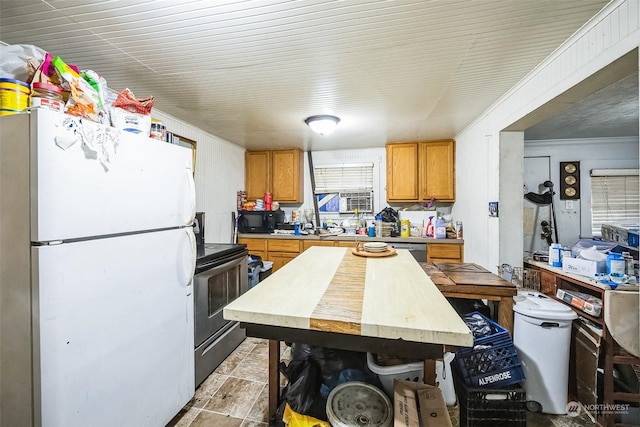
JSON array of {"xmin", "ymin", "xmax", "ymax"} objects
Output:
[
  {"xmin": 419, "ymin": 262, "xmax": 518, "ymax": 335},
  {"xmin": 224, "ymin": 246, "xmax": 473, "ymax": 418}
]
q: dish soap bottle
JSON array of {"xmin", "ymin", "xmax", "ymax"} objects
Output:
[{"xmin": 434, "ymin": 216, "xmax": 446, "ymax": 239}]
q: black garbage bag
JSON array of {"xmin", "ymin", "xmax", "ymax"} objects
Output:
[
  {"xmin": 290, "ymin": 343, "xmax": 369, "ymax": 378},
  {"xmin": 289, "ymin": 343, "xmax": 382, "ymax": 398},
  {"xmin": 446, "ymin": 297, "xmax": 491, "ymax": 319},
  {"xmin": 272, "ymin": 358, "xmax": 327, "ymax": 426},
  {"xmin": 376, "ymin": 206, "xmax": 399, "ymax": 223}
]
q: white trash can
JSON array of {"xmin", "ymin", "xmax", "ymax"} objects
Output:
[{"xmin": 513, "ymin": 290, "xmax": 577, "ymax": 414}]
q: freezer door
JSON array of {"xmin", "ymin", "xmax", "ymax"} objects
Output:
[
  {"xmin": 31, "ymin": 109, "xmax": 195, "ymax": 242},
  {"xmin": 32, "ymin": 228, "xmax": 195, "ymax": 427}
]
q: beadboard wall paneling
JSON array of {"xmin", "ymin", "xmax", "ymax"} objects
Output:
[
  {"xmin": 453, "ymin": 0, "xmax": 639, "ymax": 270},
  {"xmin": 151, "ymin": 110, "xmax": 244, "ymax": 244}
]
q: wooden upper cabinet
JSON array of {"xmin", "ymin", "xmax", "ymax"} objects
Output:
[
  {"xmin": 245, "ymin": 151, "xmax": 270, "ymax": 201},
  {"xmin": 419, "ymin": 140, "xmax": 455, "ymax": 202},
  {"xmin": 386, "ymin": 143, "xmax": 419, "ymax": 201},
  {"xmin": 245, "ymin": 148, "xmax": 303, "ymax": 203},
  {"xmin": 386, "ymin": 140, "xmax": 455, "ymax": 202},
  {"xmin": 271, "ymin": 149, "xmax": 303, "ymax": 202}
]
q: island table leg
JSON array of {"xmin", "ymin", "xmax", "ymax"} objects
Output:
[{"xmin": 268, "ymin": 339, "xmax": 281, "ymax": 419}]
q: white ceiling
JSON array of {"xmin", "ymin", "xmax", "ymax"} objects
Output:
[{"xmin": 3, "ymin": 0, "xmax": 634, "ymax": 152}]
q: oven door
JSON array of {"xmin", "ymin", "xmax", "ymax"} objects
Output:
[{"xmin": 194, "ymin": 255, "xmax": 248, "ymax": 347}]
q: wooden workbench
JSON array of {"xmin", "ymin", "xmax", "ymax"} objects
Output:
[
  {"xmin": 224, "ymin": 246, "xmax": 473, "ymax": 418},
  {"xmin": 418, "ymin": 262, "xmax": 518, "ymax": 335}
]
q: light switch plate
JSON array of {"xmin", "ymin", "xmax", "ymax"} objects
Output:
[
  {"xmin": 489, "ymin": 201, "xmax": 499, "ymax": 217},
  {"xmin": 565, "ymin": 200, "xmax": 574, "ymax": 210}
]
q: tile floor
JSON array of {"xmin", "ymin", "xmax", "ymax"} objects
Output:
[{"xmin": 168, "ymin": 337, "xmax": 596, "ymax": 427}]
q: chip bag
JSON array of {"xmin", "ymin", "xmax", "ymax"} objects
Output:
[{"xmin": 51, "ymin": 55, "xmax": 107, "ymax": 123}]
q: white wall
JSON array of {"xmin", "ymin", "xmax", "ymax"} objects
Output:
[
  {"xmin": 150, "ymin": 110, "xmax": 245, "ymax": 244},
  {"xmin": 453, "ymin": 0, "xmax": 640, "ymax": 271},
  {"xmin": 524, "ymin": 137, "xmax": 639, "ymax": 250}
]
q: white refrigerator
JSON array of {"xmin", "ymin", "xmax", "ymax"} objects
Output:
[{"xmin": 0, "ymin": 109, "xmax": 196, "ymax": 426}]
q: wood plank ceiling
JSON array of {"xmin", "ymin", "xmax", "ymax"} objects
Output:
[{"xmin": 0, "ymin": 0, "xmax": 611, "ymax": 150}]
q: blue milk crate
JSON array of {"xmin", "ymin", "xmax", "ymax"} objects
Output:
[{"xmin": 456, "ymin": 312, "xmax": 525, "ymax": 388}]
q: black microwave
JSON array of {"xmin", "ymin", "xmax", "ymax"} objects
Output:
[{"xmin": 237, "ymin": 210, "xmax": 285, "ymax": 233}]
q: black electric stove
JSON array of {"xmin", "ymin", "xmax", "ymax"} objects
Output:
[{"xmin": 196, "ymin": 243, "xmax": 247, "ymax": 274}]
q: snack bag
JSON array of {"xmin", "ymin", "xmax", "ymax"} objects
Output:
[
  {"xmin": 110, "ymin": 88, "xmax": 154, "ymax": 136},
  {"xmin": 51, "ymin": 55, "xmax": 106, "ymax": 123}
]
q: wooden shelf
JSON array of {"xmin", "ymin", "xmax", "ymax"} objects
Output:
[{"xmin": 525, "ymin": 260, "xmax": 640, "ymax": 427}]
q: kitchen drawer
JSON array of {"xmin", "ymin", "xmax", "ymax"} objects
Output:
[
  {"xmin": 238, "ymin": 238, "xmax": 267, "ymax": 252},
  {"xmin": 334, "ymin": 241, "xmax": 357, "ymax": 247},
  {"xmin": 267, "ymin": 239, "xmax": 301, "ymax": 253},
  {"xmin": 427, "ymin": 243, "xmax": 463, "ymax": 262}
]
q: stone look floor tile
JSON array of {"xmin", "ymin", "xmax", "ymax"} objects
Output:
[
  {"xmin": 171, "ymin": 338, "xmax": 595, "ymax": 427},
  {"xmin": 240, "ymin": 420, "xmax": 268, "ymax": 427},
  {"xmin": 203, "ymin": 376, "xmax": 264, "ymax": 419},
  {"xmin": 230, "ymin": 349, "xmax": 270, "ymax": 383},
  {"xmin": 189, "ymin": 410, "xmax": 244, "ymax": 427},
  {"xmin": 245, "ymin": 384, "xmax": 269, "ymax": 423},
  {"xmin": 191, "ymin": 372, "xmax": 228, "ymax": 409}
]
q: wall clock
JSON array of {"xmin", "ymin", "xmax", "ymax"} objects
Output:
[{"xmin": 560, "ymin": 161, "xmax": 580, "ymax": 200}]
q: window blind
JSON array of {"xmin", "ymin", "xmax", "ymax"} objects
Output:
[
  {"xmin": 313, "ymin": 163, "xmax": 374, "ymax": 193},
  {"xmin": 590, "ymin": 170, "xmax": 639, "ymax": 236}
]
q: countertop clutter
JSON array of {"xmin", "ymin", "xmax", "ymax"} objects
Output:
[{"xmin": 239, "ymin": 232, "xmax": 464, "ymax": 244}]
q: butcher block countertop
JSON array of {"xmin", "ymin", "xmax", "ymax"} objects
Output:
[{"xmin": 224, "ymin": 246, "xmax": 473, "ymax": 347}]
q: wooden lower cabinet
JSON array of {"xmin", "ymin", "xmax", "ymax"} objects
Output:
[
  {"xmin": 270, "ymin": 252, "xmax": 299, "ymax": 272},
  {"xmin": 426, "ymin": 243, "xmax": 463, "ymax": 263},
  {"xmin": 240, "ymin": 237, "xmax": 464, "ymax": 271},
  {"xmin": 266, "ymin": 239, "xmax": 301, "ymax": 273},
  {"xmin": 302, "ymin": 240, "xmax": 336, "ymax": 252},
  {"xmin": 238, "ymin": 237, "xmax": 267, "ymax": 261}
]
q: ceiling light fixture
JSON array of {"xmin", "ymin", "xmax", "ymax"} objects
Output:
[{"xmin": 304, "ymin": 115, "xmax": 340, "ymax": 135}]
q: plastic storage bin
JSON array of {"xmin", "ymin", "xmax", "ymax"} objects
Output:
[
  {"xmin": 248, "ymin": 255, "xmax": 263, "ymax": 288},
  {"xmin": 366, "ymin": 352, "xmax": 456, "ymax": 406},
  {"xmin": 259, "ymin": 260, "xmax": 273, "ymax": 281},
  {"xmin": 513, "ymin": 290, "xmax": 577, "ymax": 414},
  {"xmin": 455, "ymin": 312, "xmax": 525, "ymax": 388},
  {"xmin": 452, "ymin": 363, "xmax": 526, "ymax": 427}
]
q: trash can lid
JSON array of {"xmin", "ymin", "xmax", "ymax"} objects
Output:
[{"xmin": 513, "ymin": 290, "xmax": 577, "ymax": 320}]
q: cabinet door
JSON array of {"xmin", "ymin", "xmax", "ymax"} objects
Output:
[
  {"xmin": 245, "ymin": 151, "xmax": 270, "ymax": 201},
  {"xmin": 270, "ymin": 252, "xmax": 298, "ymax": 273},
  {"xmin": 420, "ymin": 140, "xmax": 455, "ymax": 201},
  {"xmin": 386, "ymin": 143, "xmax": 419, "ymax": 201},
  {"xmin": 271, "ymin": 149, "xmax": 302, "ymax": 202}
]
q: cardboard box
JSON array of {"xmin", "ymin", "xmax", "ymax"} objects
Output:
[
  {"xmin": 562, "ymin": 257, "xmax": 599, "ymax": 277},
  {"xmin": 601, "ymin": 223, "xmax": 639, "ymax": 249},
  {"xmin": 394, "ymin": 379, "xmax": 452, "ymax": 427}
]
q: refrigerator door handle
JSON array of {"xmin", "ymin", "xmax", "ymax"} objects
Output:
[
  {"xmin": 181, "ymin": 227, "xmax": 197, "ymax": 294},
  {"xmin": 185, "ymin": 169, "xmax": 196, "ymax": 225}
]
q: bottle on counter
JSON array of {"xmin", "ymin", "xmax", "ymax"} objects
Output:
[
  {"xmin": 425, "ymin": 216, "xmax": 435, "ymax": 237},
  {"xmin": 622, "ymin": 252, "xmax": 634, "ymax": 276},
  {"xmin": 434, "ymin": 217, "xmax": 446, "ymax": 239},
  {"xmin": 455, "ymin": 221, "xmax": 463, "ymax": 239}
]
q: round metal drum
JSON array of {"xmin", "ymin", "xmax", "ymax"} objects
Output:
[{"xmin": 326, "ymin": 381, "xmax": 392, "ymax": 427}]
